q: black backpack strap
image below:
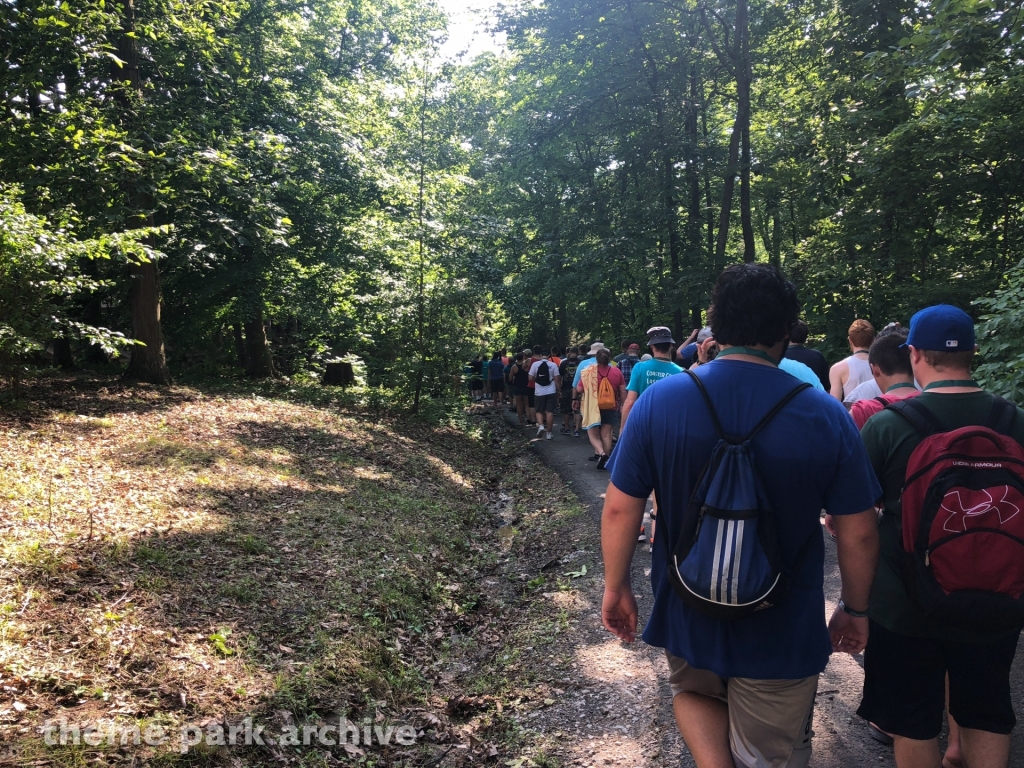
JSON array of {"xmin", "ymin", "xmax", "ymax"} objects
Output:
[
  {"xmin": 875, "ymin": 396, "xmax": 888, "ymax": 405},
  {"xmin": 985, "ymin": 396, "xmax": 1017, "ymax": 436},
  {"xmin": 885, "ymin": 398, "xmax": 945, "ymax": 437},
  {"xmin": 744, "ymin": 383, "xmax": 812, "ymax": 442},
  {"xmin": 684, "ymin": 369, "xmax": 726, "ymax": 441}
]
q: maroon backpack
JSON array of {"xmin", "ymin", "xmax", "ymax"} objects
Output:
[{"xmin": 888, "ymin": 397, "xmax": 1024, "ymax": 632}]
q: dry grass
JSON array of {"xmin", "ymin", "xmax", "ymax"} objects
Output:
[{"xmin": 0, "ymin": 377, "xmax": 590, "ymax": 767}]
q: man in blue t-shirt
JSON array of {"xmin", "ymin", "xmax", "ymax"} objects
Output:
[
  {"xmin": 603, "ymin": 264, "xmax": 881, "ymax": 768},
  {"xmin": 620, "ymin": 326, "xmax": 682, "ymax": 435}
]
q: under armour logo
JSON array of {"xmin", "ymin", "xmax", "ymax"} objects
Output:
[{"xmin": 940, "ymin": 487, "xmax": 1021, "ymax": 533}]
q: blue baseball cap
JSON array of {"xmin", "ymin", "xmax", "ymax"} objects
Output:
[{"xmin": 904, "ymin": 305, "xmax": 975, "ymax": 352}]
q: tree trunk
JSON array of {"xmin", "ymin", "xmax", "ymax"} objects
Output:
[
  {"xmin": 52, "ymin": 335, "xmax": 75, "ymax": 370},
  {"xmin": 715, "ymin": 116, "xmax": 742, "ymax": 269},
  {"xmin": 244, "ymin": 309, "xmax": 277, "ymax": 378},
  {"xmin": 232, "ymin": 323, "xmax": 247, "ymax": 370},
  {"xmin": 736, "ymin": 0, "xmax": 756, "ymax": 262},
  {"xmin": 117, "ymin": 0, "xmax": 171, "ymax": 385},
  {"xmin": 685, "ymin": 63, "xmax": 703, "ymax": 268},
  {"xmin": 124, "ymin": 260, "xmax": 171, "ymax": 383}
]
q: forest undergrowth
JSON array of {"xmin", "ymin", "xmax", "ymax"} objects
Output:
[{"xmin": 0, "ymin": 376, "xmax": 594, "ymax": 767}]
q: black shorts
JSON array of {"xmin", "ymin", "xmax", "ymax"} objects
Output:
[
  {"xmin": 489, "ymin": 378, "xmax": 504, "ymax": 392},
  {"xmin": 600, "ymin": 409, "xmax": 616, "ymax": 426},
  {"xmin": 470, "ymin": 379, "xmax": 483, "ymax": 391},
  {"xmin": 857, "ymin": 620, "xmax": 1020, "ymax": 739},
  {"xmin": 560, "ymin": 392, "xmax": 573, "ymax": 412},
  {"xmin": 512, "ymin": 385, "xmax": 529, "ymax": 397},
  {"xmin": 534, "ymin": 393, "xmax": 557, "ymax": 414},
  {"xmin": 527, "ymin": 389, "xmax": 535, "ymax": 407}
]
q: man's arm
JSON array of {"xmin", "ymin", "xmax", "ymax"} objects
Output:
[
  {"xmin": 601, "ymin": 483, "xmax": 647, "ymax": 642},
  {"xmin": 619, "ymin": 391, "xmax": 640, "ymax": 433},
  {"xmin": 828, "ymin": 360, "xmax": 847, "ymax": 401},
  {"xmin": 827, "ymin": 508, "xmax": 880, "ymax": 654}
]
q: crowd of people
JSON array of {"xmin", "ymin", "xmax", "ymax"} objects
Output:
[{"xmin": 472, "ymin": 263, "xmax": 1024, "ymax": 768}]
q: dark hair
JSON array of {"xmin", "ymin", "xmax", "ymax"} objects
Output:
[
  {"xmin": 492, "ymin": 352, "xmax": 501, "ymax": 361},
  {"xmin": 515, "ymin": 352, "xmax": 524, "ymax": 363},
  {"xmin": 596, "ymin": 349, "xmax": 611, "ymax": 365},
  {"xmin": 921, "ymin": 349, "xmax": 975, "ymax": 371},
  {"xmin": 790, "ymin": 320, "xmax": 810, "ymax": 345},
  {"xmin": 569, "ymin": 346, "xmax": 579, "ymax": 355},
  {"xmin": 579, "ymin": 343, "xmax": 590, "ymax": 354},
  {"xmin": 621, "ymin": 341, "xmax": 631, "ymax": 351},
  {"xmin": 709, "ymin": 264, "xmax": 800, "ymax": 348},
  {"xmin": 651, "ymin": 342, "xmax": 672, "ymax": 354},
  {"xmin": 868, "ymin": 329, "xmax": 912, "ymax": 377}
]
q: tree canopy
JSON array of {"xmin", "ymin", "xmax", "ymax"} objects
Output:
[{"xmin": 2, "ymin": 0, "xmax": 1023, "ymax": 401}]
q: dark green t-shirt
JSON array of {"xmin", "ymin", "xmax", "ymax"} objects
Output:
[{"xmin": 861, "ymin": 390, "xmax": 1024, "ymax": 641}]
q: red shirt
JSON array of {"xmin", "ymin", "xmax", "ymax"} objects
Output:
[{"xmin": 850, "ymin": 389, "xmax": 921, "ymax": 430}]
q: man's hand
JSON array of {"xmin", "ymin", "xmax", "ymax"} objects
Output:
[
  {"xmin": 602, "ymin": 587, "xmax": 638, "ymax": 642},
  {"xmin": 828, "ymin": 608, "xmax": 868, "ymax": 654}
]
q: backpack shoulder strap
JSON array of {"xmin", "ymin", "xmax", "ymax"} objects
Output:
[
  {"xmin": 885, "ymin": 398, "xmax": 945, "ymax": 437},
  {"xmin": 744, "ymin": 383, "xmax": 812, "ymax": 442},
  {"xmin": 875, "ymin": 396, "xmax": 888, "ymax": 405},
  {"xmin": 683, "ymin": 369, "xmax": 726, "ymax": 441},
  {"xmin": 985, "ymin": 395, "xmax": 1017, "ymax": 436}
]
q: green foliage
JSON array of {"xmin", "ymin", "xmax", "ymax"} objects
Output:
[
  {"xmin": 0, "ymin": 186, "xmax": 157, "ymax": 391},
  {"xmin": 975, "ymin": 261, "xmax": 1024, "ymax": 402}
]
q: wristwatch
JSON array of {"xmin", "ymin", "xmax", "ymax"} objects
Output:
[{"xmin": 838, "ymin": 599, "xmax": 868, "ymax": 618}]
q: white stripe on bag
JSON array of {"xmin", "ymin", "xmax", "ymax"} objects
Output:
[
  {"xmin": 730, "ymin": 520, "xmax": 745, "ymax": 604},
  {"xmin": 711, "ymin": 520, "xmax": 726, "ymax": 601},
  {"xmin": 720, "ymin": 521, "xmax": 736, "ymax": 603}
]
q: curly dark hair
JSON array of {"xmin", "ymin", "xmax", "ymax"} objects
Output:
[{"xmin": 709, "ymin": 264, "xmax": 801, "ymax": 348}]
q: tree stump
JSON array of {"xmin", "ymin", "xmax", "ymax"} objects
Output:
[{"xmin": 324, "ymin": 362, "xmax": 355, "ymax": 387}]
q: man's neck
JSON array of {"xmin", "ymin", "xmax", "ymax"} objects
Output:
[
  {"xmin": 913, "ymin": 366, "xmax": 977, "ymax": 393},
  {"xmin": 718, "ymin": 342, "xmax": 784, "ymax": 366},
  {"xmin": 876, "ymin": 374, "xmax": 916, "ymax": 395},
  {"xmin": 652, "ymin": 352, "xmax": 671, "ymax": 361}
]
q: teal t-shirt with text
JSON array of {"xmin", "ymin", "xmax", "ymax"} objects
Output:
[{"xmin": 627, "ymin": 358, "xmax": 683, "ymax": 396}]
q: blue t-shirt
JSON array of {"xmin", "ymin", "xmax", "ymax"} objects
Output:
[
  {"xmin": 627, "ymin": 358, "xmax": 683, "ymax": 396},
  {"xmin": 572, "ymin": 356, "xmax": 597, "ymax": 388},
  {"xmin": 608, "ymin": 360, "xmax": 880, "ymax": 679},
  {"xmin": 779, "ymin": 357, "xmax": 825, "ymax": 391}
]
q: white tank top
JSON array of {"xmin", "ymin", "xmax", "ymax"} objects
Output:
[{"xmin": 843, "ymin": 354, "xmax": 873, "ymax": 399}]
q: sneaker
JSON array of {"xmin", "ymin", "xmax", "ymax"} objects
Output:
[
  {"xmin": 573, "ymin": 430, "xmax": 580, "ymax": 437},
  {"xmin": 545, "ymin": 431, "xmax": 552, "ymax": 440},
  {"xmin": 596, "ymin": 454, "xmax": 609, "ymax": 470},
  {"xmin": 536, "ymin": 424, "xmax": 545, "ymax": 436},
  {"xmin": 588, "ymin": 454, "xmax": 600, "ymax": 461},
  {"xmin": 560, "ymin": 427, "xmax": 570, "ymax": 435}
]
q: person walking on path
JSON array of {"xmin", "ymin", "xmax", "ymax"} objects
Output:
[
  {"xmin": 785, "ymin": 320, "xmax": 830, "ymax": 390},
  {"xmin": 529, "ymin": 348, "xmax": 561, "ymax": 440},
  {"xmin": 857, "ymin": 305, "xmax": 1024, "ymax": 768},
  {"xmin": 523, "ymin": 347, "xmax": 540, "ymax": 424},
  {"xmin": 830, "ymin": 319, "xmax": 876, "ymax": 403},
  {"xmin": 601, "ymin": 263, "xmax": 881, "ymax": 768},
  {"xmin": 469, "ymin": 355, "xmax": 485, "ymax": 401},
  {"xmin": 572, "ymin": 340, "xmax": 608, "ymax": 388},
  {"xmin": 848, "ymin": 326, "xmax": 919, "ymax": 429},
  {"xmin": 510, "ymin": 352, "xmax": 531, "ymax": 426},
  {"xmin": 577, "ymin": 347, "xmax": 625, "ymax": 470},
  {"xmin": 488, "ymin": 352, "xmax": 506, "ymax": 407},
  {"xmin": 620, "ymin": 327, "xmax": 682, "ymax": 435},
  {"xmin": 559, "ymin": 347, "xmax": 581, "ymax": 435}
]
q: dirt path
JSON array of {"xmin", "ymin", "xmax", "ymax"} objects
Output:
[{"xmin": 497, "ymin": 407, "xmax": 1024, "ymax": 768}]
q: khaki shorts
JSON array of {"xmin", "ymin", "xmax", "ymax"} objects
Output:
[{"xmin": 666, "ymin": 651, "xmax": 818, "ymax": 768}]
